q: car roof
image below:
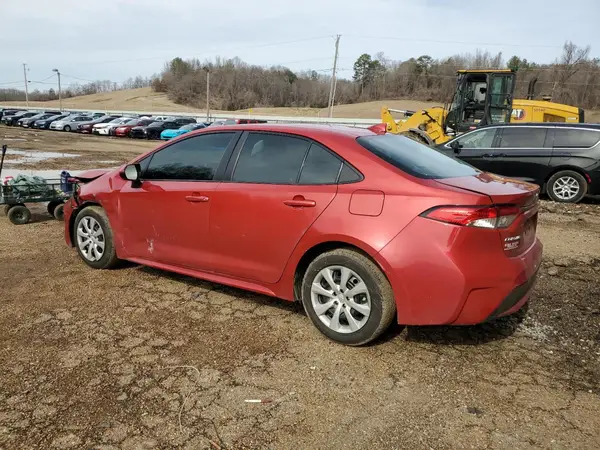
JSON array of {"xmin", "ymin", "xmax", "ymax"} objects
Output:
[
  {"xmin": 477, "ymin": 122, "xmax": 600, "ymax": 130},
  {"xmin": 195, "ymin": 123, "xmax": 374, "ymax": 139}
]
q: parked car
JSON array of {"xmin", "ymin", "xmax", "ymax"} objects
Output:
[
  {"xmin": 19, "ymin": 112, "xmax": 61, "ymax": 128},
  {"xmin": 92, "ymin": 117, "xmax": 135, "ymax": 136},
  {"xmin": 77, "ymin": 116, "xmax": 120, "ymax": 134},
  {"xmin": 160, "ymin": 122, "xmax": 207, "ymax": 140},
  {"xmin": 223, "ymin": 118, "xmax": 268, "ymax": 125},
  {"xmin": 49, "ymin": 115, "xmax": 95, "ymax": 132},
  {"xmin": 114, "ymin": 119, "xmax": 155, "ymax": 137},
  {"xmin": 2, "ymin": 111, "xmax": 38, "ymax": 126},
  {"xmin": 32, "ymin": 114, "xmax": 70, "ymax": 129},
  {"xmin": 64, "ymin": 124, "xmax": 542, "ymax": 346},
  {"xmin": 439, "ymin": 123, "xmax": 600, "ymax": 203},
  {"xmin": 0, "ymin": 109, "xmax": 24, "ymax": 120},
  {"xmin": 130, "ymin": 118, "xmax": 196, "ymax": 139}
]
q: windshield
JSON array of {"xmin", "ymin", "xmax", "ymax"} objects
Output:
[
  {"xmin": 179, "ymin": 123, "xmax": 199, "ymax": 130},
  {"xmin": 356, "ymin": 134, "xmax": 479, "ymax": 179},
  {"xmin": 108, "ymin": 118, "xmax": 122, "ymax": 124},
  {"xmin": 125, "ymin": 119, "xmax": 139, "ymax": 126}
]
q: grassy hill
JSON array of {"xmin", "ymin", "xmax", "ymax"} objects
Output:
[
  {"xmin": 0, "ymin": 88, "xmax": 438, "ymax": 119},
  {"xmin": 2, "ymin": 87, "xmax": 598, "ymax": 122}
]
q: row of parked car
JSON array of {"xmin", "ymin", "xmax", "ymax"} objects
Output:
[{"xmin": 0, "ymin": 108, "xmax": 266, "ymax": 140}]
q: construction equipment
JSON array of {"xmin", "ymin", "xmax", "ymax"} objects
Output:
[{"xmin": 381, "ymin": 69, "xmax": 584, "ymax": 145}]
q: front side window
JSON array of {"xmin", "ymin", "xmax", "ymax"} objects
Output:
[
  {"xmin": 144, "ymin": 132, "xmax": 235, "ymax": 181},
  {"xmin": 499, "ymin": 128, "xmax": 548, "ymax": 148},
  {"xmin": 232, "ymin": 133, "xmax": 311, "ymax": 184},
  {"xmin": 456, "ymin": 128, "xmax": 497, "ymax": 149}
]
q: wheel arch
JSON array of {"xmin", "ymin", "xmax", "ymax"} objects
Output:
[
  {"xmin": 292, "ymin": 240, "xmax": 392, "ymax": 303},
  {"xmin": 68, "ymin": 201, "xmax": 102, "ymax": 247},
  {"xmin": 543, "ymin": 165, "xmax": 589, "ymax": 193}
]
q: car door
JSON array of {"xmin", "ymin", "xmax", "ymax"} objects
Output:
[
  {"xmin": 489, "ymin": 126, "xmax": 552, "ymax": 184},
  {"xmin": 116, "ymin": 131, "xmax": 240, "ymax": 269},
  {"xmin": 444, "ymin": 127, "xmax": 500, "ymax": 173},
  {"xmin": 207, "ymin": 132, "xmax": 342, "ymax": 284}
]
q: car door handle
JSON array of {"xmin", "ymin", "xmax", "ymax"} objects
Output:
[
  {"xmin": 284, "ymin": 198, "xmax": 316, "ymax": 208},
  {"xmin": 185, "ymin": 194, "xmax": 209, "ymax": 203}
]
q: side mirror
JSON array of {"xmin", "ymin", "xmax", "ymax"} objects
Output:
[
  {"xmin": 450, "ymin": 140, "xmax": 463, "ymax": 155},
  {"xmin": 121, "ymin": 163, "xmax": 142, "ymax": 187}
]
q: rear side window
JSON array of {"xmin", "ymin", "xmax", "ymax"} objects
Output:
[
  {"xmin": 144, "ymin": 132, "xmax": 235, "ymax": 180},
  {"xmin": 232, "ymin": 133, "xmax": 310, "ymax": 184},
  {"xmin": 357, "ymin": 134, "xmax": 479, "ymax": 179},
  {"xmin": 298, "ymin": 143, "xmax": 342, "ymax": 184},
  {"xmin": 499, "ymin": 127, "xmax": 548, "ymax": 148},
  {"xmin": 553, "ymin": 129, "xmax": 600, "ymax": 148}
]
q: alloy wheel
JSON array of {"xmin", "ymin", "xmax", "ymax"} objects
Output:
[{"xmin": 552, "ymin": 176, "xmax": 580, "ymax": 201}]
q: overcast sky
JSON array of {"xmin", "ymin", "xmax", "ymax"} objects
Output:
[{"xmin": 1, "ymin": 0, "xmax": 599, "ymax": 90}]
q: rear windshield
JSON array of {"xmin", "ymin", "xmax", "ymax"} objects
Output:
[{"xmin": 356, "ymin": 134, "xmax": 479, "ymax": 179}]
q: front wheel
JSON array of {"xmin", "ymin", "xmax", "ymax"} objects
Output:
[
  {"xmin": 64, "ymin": 125, "xmax": 71, "ymax": 132},
  {"xmin": 547, "ymin": 170, "xmax": 587, "ymax": 203},
  {"xmin": 301, "ymin": 248, "xmax": 396, "ymax": 346},
  {"xmin": 73, "ymin": 206, "xmax": 120, "ymax": 269}
]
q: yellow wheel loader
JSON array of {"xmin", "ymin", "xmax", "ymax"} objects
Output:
[{"xmin": 381, "ymin": 69, "xmax": 584, "ymax": 145}]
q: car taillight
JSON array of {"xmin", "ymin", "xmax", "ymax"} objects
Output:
[{"xmin": 422, "ymin": 205, "xmax": 519, "ymax": 229}]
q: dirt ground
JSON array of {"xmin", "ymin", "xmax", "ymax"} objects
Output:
[{"xmin": 0, "ymin": 127, "xmax": 599, "ymax": 449}]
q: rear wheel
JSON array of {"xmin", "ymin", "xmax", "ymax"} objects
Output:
[
  {"xmin": 47, "ymin": 200, "xmax": 61, "ymax": 217},
  {"xmin": 301, "ymin": 248, "xmax": 396, "ymax": 346},
  {"xmin": 53, "ymin": 203, "xmax": 65, "ymax": 221},
  {"xmin": 7, "ymin": 205, "xmax": 31, "ymax": 225},
  {"xmin": 547, "ymin": 170, "xmax": 587, "ymax": 203},
  {"xmin": 74, "ymin": 206, "xmax": 120, "ymax": 269}
]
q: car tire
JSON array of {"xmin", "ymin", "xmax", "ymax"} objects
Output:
[
  {"xmin": 73, "ymin": 206, "xmax": 120, "ymax": 269},
  {"xmin": 3, "ymin": 204, "xmax": 14, "ymax": 216},
  {"xmin": 7, "ymin": 205, "xmax": 31, "ymax": 225},
  {"xmin": 64, "ymin": 125, "xmax": 71, "ymax": 132},
  {"xmin": 47, "ymin": 200, "xmax": 62, "ymax": 217},
  {"xmin": 547, "ymin": 170, "xmax": 587, "ymax": 203},
  {"xmin": 301, "ymin": 248, "xmax": 396, "ymax": 346},
  {"xmin": 53, "ymin": 203, "xmax": 65, "ymax": 221}
]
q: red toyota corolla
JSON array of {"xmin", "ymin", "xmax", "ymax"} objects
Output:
[{"xmin": 64, "ymin": 124, "xmax": 542, "ymax": 345}]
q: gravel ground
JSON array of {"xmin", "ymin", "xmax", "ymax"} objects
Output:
[{"xmin": 0, "ymin": 127, "xmax": 599, "ymax": 449}]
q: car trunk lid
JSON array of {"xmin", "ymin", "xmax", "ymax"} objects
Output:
[{"xmin": 434, "ymin": 173, "xmax": 540, "ymax": 256}]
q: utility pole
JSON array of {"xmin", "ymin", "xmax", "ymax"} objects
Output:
[
  {"xmin": 204, "ymin": 66, "xmax": 210, "ymax": 122},
  {"xmin": 23, "ymin": 63, "xmax": 29, "ymax": 107},
  {"xmin": 327, "ymin": 35, "xmax": 341, "ymax": 118},
  {"xmin": 53, "ymin": 69, "xmax": 62, "ymax": 111}
]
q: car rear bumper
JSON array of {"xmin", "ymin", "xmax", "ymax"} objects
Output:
[{"xmin": 377, "ymin": 216, "xmax": 543, "ymax": 326}]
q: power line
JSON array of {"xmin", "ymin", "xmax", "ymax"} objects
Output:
[{"xmin": 346, "ymin": 34, "xmax": 565, "ymax": 49}]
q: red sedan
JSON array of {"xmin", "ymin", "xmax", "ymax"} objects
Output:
[
  {"xmin": 114, "ymin": 119, "xmax": 154, "ymax": 137},
  {"xmin": 63, "ymin": 124, "xmax": 542, "ymax": 345}
]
